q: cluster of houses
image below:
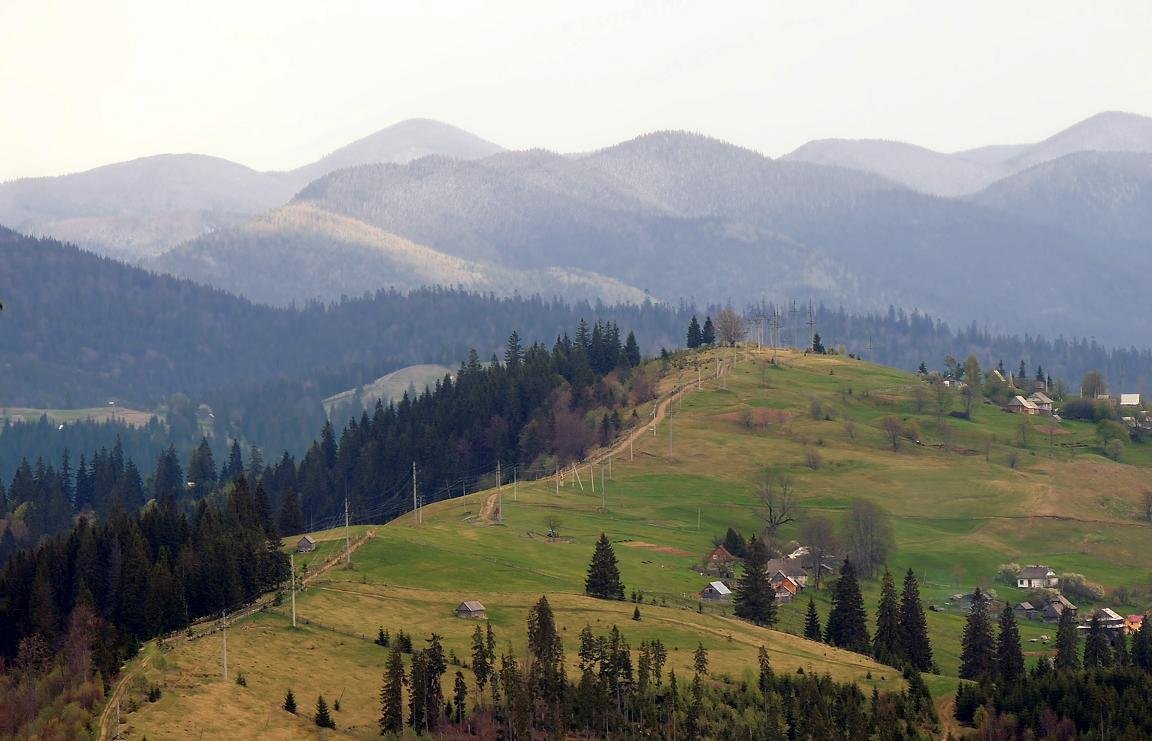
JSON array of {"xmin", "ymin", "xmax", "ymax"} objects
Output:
[
  {"xmin": 698, "ymin": 544, "xmax": 832, "ymax": 604},
  {"xmin": 1005, "ymin": 390, "xmax": 1055, "ymax": 416},
  {"xmin": 1004, "ymin": 565, "xmax": 1146, "ymax": 637}
]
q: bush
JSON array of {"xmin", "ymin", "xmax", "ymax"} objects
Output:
[
  {"xmin": 1097, "ymin": 420, "xmax": 1129, "ymax": 445},
  {"xmin": 235, "ymin": 672, "xmax": 247, "ymax": 687},
  {"xmin": 1061, "ymin": 573, "xmax": 1105, "ymax": 602},
  {"xmin": 1059, "ymin": 398, "xmax": 1099, "ymax": 420},
  {"xmin": 804, "ymin": 447, "xmax": 824, "ymax": 470},
  {"xmin": 995, "ymin": 563, "xmax": 1021, "ymax": 585},
  {"xmin": 1105, "ymin": 439, "xmax": 1125, "ymax": 461}
]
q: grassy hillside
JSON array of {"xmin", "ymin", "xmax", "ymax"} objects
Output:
[{"xmin": 120, "ymin": 348, "xmax": 1152, "ymax": 738}]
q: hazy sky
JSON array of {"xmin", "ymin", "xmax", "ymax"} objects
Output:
[{"xmin": 2, "ymin": 0, "xmax": 1150, "ymax": 181}]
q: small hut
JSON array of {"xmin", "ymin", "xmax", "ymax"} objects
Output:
[
  {"xmin": 699, "ymin": 581, "xmax": 732, "ymax": 601},
  {"xmin": 296, "ymin": 535, "xmax": 317, "ymax": 553},
  {"xmin": 456, "ymin": 600, "xmax": 487, "ymax": 619}
]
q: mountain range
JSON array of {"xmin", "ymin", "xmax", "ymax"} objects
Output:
[{"xmin": 3, "ymin": 111, "xmax": 1152, "ymax": 344}]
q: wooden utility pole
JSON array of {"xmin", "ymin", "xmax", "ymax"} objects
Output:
[
  {"xmin": 344, "ymin": 498, "xmax": 351, "ymax": 565},
  {"xmin": 222, "ymin": 610, "xmax": 228, "ymax": 681},
  {"xmin": 290, "ymin": 553, "xmax": 296, "ymax": 627},
  {"xmin": 412, "ymin": 462, "xmax": 418, "ymax": 525}
]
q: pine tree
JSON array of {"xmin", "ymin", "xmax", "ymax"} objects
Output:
[
  {"xmin": 899, "ymin": 569, "xmax": 934, "ymax": 672},
  {"xmin": 623, "ymin": 331, "xmax": 641, "ymax": 367},
  {"xmin": 1083, "ymin": 613, "xmax": 1113, "ymax": 669},
  {"xmin": 958, "ymin": 588, "xmax": 995, "ymax": 680},
  {"xmin": 585, "ymin": 533, "xmax": 625, "ymax": 600},
  {"xmin": 314, "ymin": 694, "xmax": 335, "ymax": 728},
  {"xmin": 527, "ymin": 595, "xmax": 565, "ymax": 724},
  {"xmin": 812, "ymin": 333, "xmax": 826, "ymax": 354},
  {"xmin": 1114, "ymin": 629, "xmax": 1130, "ymax": 667},
  {"xmin": 757, "ymin": 645, "xmax": 773, "ymax": 693},
  {"xmin": 453, "ymin": 671, "xmax": 467, "ymax": 724},
  {"xmin": 722, "ymin": 527, "xmax": 747, "ymax": 558},
  {"xmin": 379, "ymin": 643, "xmax": 405, "ymax": 734},
  {"xmin": 687, "ymin": 316, "xmax": 702, "ymax": 348},
  {"xmin": 277, "ymin": 490, "xmax": 304, "ymax": 536},
  {"xmin": 471, "ymin": 624, "xmax": 490, "ymax": 703},
  {"xmin": 693, "ymin": 643, "xmax": 709, "ymax": 676},
  {"xmin": 1133, "ymin": 616, "xmax": 1152, "ymax": 670},
  {"xmin": 872, "ymin": 569, "xmax": 902, "ymax": 666},
  {"xmin": 1054, "ymin": 608, "xmax": 1080, "ymax": 671},
  {"xmin": 283, "ymin": 688, "xmax": 297, "ymax": 713},
  {"xmin": 733, "ymin": 535, "xmax": 777, "ymax": 626},
  {"xmin": 996, "ymin": 604, "xmax": 1025, "ymax": 682},
  {"xmin": 824, "ymin": 558, "xmax": 870, "ymax": 653},
  {"xmin": 702, "ymin": 316, "xmax": 716, "ymax": 345},
  {"xmin": 803, "ymin": 597, "xmax": 823, "ymax": 641}
]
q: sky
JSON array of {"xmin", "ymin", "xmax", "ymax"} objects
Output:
[{"xmin": 2, "ymin": 0, "xmax": 1150, "ymax": 181}]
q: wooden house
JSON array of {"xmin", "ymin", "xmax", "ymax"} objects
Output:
[
  {"xmin": 1017, "ymin": 565, "xmax": 1058, "ymax": 589},
  {"xmin": 1007, "ymin": 395, "xmax": 1039, "ymax": 415},
  {"xmin": 456, "ymin": 600, "xmax": 487, "ymax": 619},
  {"xmin": 699, "ymin": 581, "xmax": 732, "ymax": 601},
  {"xmin": 296, "ymin": 535, "xmax": 317, "ymax": 553},
  {"xmin": 774, "ymin": 577, "xmax": 799, "ymax": 604},
  {"xmin": 1027, "ymin": 392, "xmax": 1054, "ymax": 416}
]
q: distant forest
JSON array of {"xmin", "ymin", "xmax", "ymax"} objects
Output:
[{"xmin": 3, "ymin": 226, "xmax": 1152, "ymax": 482}]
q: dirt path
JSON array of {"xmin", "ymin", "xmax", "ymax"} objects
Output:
[
  {"xmin": 97, "ymin": 649, "xmax": 152, "ymax": 740},
  {"xmin": 480, "ymin": 355, "xmax": 732, "ymax": 522}
]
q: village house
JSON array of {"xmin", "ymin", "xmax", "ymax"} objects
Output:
[
  {"xmin": 456, "ymin": 600, "xmax": 487, "ymax": 619},
  {"xmin": 1120, "ymin": 393, "xmax": 1142, "ymax": 407},
  {"xmin": 1027, "ymin": 392, "xmax": 1054, "ymax": 416},
  {"xmin": 1078, "ymin": 607, "xmax": 1126, "ymax": 635},
  {"xmin": 1017, "ymin": 565, "xmax": 1058, "ymax": 589},
  {"xmin": 1125, "ymin": 614, "xmax": 1145, "ymax": 635},
  {"xmin": 774, "ymin": 576, "xmax": 799, "ymax": 604},
  {"xmin": 765, "ymin": 558, "xmax": 811, "ymax": 588},
  {"xmin": 704, "ymin": 544, "xmax": 739, "ymax": 577},
  {"xmin": 1013, "ymin": 601, "xmax": 1040, "ymax": 621},
  {"xmin": 1042, "ymin": 594, "xmax": 1078, "ymax": 623},
  {"xmin": 296, "ymin": 534, "xmax": 317, "ymax": 553},
  {"xmin": 1006, "ymin": 395, "xmax": 1039, "ymax": 415},
  {"xmin": 699, "ymin": 581, "xmax": 732, "ymax": 601}
]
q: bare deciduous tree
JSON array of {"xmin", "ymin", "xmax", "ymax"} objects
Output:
[
  {"xmin": 881, "ymin": 416, "xmax": 903, "ymax": 451},
  {"xmin": 715, "ymin": 308, "xmax": 745, "ymax": 347},
  {"xmin": 842, "ymin": 420, "xmax": 857, "ymax": 442},
  {"xmin": 842, "ymin": 499, "xmax": 894, "ymax": 579},
  {"xmin": 756, "ymin": 471, "xmax": 797, "ymax": 535},
  {"xmin": 800, "ymin": 516, "xmax": 837, "ymax": 591},
  {"xmin": 1143, "ymin": 490, "xmax": 1152, "ymax": 522}
]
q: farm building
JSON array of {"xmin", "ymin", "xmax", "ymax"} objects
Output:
[
  {"xmin": 774, "ymin": 577, "xmax": 799, "ymax": 603},
  {"xmin": 1017, "ymin": 565, "xmax": 1058, "ymax": 589},
  {"xmin": 456, "ymin": 600, "xmax": 487, "ymax": 619},
  {"xmin": 1121, "ymin": 393, "xmax": 1142, "ymax": 407},
  {"xmin": 1078, "ymin": 608, "xmax": 1126, "ymax": 635},
  {"xmin": 1042, "ymin": 595, "xmax": 1078, "ymax": 623},
  {"xmin": 704, "ymin": 544, "xmax": 739, "ymax": 576},
  {"xmin": 1013, "ymin": 602, "xmax": 1040, "ymax": 621},
  {"xmin": 765, "ymin": 558, "xmax": 812, "ymax": 588},
  {"xmin": 699, "ymin": 581, "xmax": 732, "ymax": 601},
  {"xmin": 1006, "ymin": 395, "xmax": 1039, "ymax": 415},
  {"xmin": 1027, "ymin": 392, "xmax": 1054, "ymax": 415},
  {"xmin": 1126, "ymin": 615, "xmax": 1145, "ymax": 635},
  {"xmin": 296, "ymin": 535, "xmax": 317, "ymax": 553}
]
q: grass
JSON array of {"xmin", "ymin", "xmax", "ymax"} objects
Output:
[
  {"xmin": 123, "ymin": 347, "xmax": 1152, "ymax": 737},
  {"xmin": 0, "ymin": 404, "xmax": 158, "ymax": 428}
]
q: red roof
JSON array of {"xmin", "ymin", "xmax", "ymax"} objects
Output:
[
  {"xmin": 709, "ymin": 544, "xmax": 736, "ymax": 562},
  {"xmin": 775, "ymin": 577, "xmax": 799, "ymax": 595}
]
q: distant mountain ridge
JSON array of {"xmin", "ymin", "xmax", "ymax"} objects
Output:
[{"xmin": 0, "ymin": 120, "xmax": 505, "ymax": 259}]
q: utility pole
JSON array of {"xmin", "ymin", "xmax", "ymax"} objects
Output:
[
  {"xmin": 290, "ymin": 553, "xmax": 297, "ymax": 627},
  {"xmin": 589, "ymin": 461, "xmax": 595, "ymax": 494},
  {"xmin": 697, "ymin": 508, "xmax": 701, "ymax": 530},
  {"xmin": 668, "ymin": 394, "xmax": 673, "ymax": 460},
  {"xmin": 344, "ymin": 497, "xmax": 351, "ymax": 565},
  {"xmin": 412, "ymin": 461, "xmax": 418, "ymax": 525},
  {"xmin": 513, "ymin": 469, "xmax": 518, "ymax": 501},
  {"xmin": 222, "ymin": 610, "xmax": 228, "ymax": 681},
  {"xmin": 600, "ymin": 463, "xmax": 606, "ymax": 512},
  {"xmin": 555, "ymin": 466, "xmax": 559, "ymax": 496}
]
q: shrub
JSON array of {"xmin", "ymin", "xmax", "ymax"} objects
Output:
[
  {"xmin": 804, "ymin": 447, "xmax": 824, "ymax": 471},
  {"xmin": 995, "ymin": 564, "xmax": 1021, "ymax": 585},
  {"xmin": 1061, "ymin": 573, "xmax": 1105, "ymax": 602},
  {"xmin": 1105, "ymin": 439, "xmax": 1125, "ymax": 461}
]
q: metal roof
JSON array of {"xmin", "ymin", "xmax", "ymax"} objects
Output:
[{"xmin": 707, "ymin": 581, "xmax": 732, "ymax": 595}]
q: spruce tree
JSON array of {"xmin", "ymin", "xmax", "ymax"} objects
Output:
[
  {"xmin": 958, "ymin": 588, "xmax": 996, "ymax": 680},
  {"xmin": 824, "ymin": 558, "xmax": 870, "ymax": 653},
  {"xmin": 803, "ymin": 597, "xmax": 823, "ymax": 641},
  {"xmin": 996, "ymin": 604, "xmax": 1025, "ymax": 682},
  {"xmin": 1054, "ymin": 608, "xmax": 1080, "ymax": 671},
  {"xmin": 379, "ymin": 643, "xmax": 405, "ymax": 734},
  {"xmin": 314, "ymin": 694, "xmax": 335, "ymax": 728},
  {"xmin": 1083, "ymin": 613, "xmax": 1113, "ymax": 669},
  {"xmin": 872, "ymin": 569, "xmax": 902, "ymax": 666},
  {"xmin": 471, "ymin": 624, "xmax": 491, "ymax": 703},
  {"xmin": 899, "ymin": 568, "xmax": 934, "ymax": 672},
  {"xmin": 702, "ymin": 316, "xmax": 716, "ymax": 345},
  {"xmin": 687, "ymin": 316, "xmax": 702, "ymax": 348},
  {"xmin": 1133, "ymin": 616, "xmax": 1152, "ymax": 670},
  {"xmin": 453, "ymin": 671, "xmax": 467, "ymax": 724},
  {"xmin": 1114, "ymin": 629, "xmax": 1130, "ymax": 667},
  {"xmin": 734, "ymin": 535, "xmax": 777, "ymax": 626},
  {"xmin": 757, "ymin": 646, "xmax": 773, "ymax": 693},
  {"xmin": 527, "ymin": 595, "xmax": 566, "ymax": 723},
  {"xmin": 585, "ymin": 533, "xmax": 625, "ymax": 600},
  {"xmin": 283, "ymin": 688, "xmax": 296, "ymax": 714}
]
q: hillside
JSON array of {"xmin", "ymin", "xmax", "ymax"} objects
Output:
[
  {"xmin": 322, "ymin": 363, "xmax": 455, "ymax": 418},
  {"xmin": 118, "ymin": 348, "xmax": 1152, "ymax": 738},
  {"xmin": 0, "ymin": 154, "xmax": 297, "ymax": 259},
  {"xmin": 154, "ymin": 202, "xmax": 650, "ymax": 307},
  {"xmin": 783, "ymin": 138, "xmax": 1001, "ymax": 197}
]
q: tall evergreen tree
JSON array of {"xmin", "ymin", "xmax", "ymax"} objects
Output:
[
  {"xmin": 872, "ymin": 569, "xmax": 902, "ymax": 666},
  {"xmin": 623, "ymin": 331, "xmax": 641, "ymax": 367},
  {"xmin": 504, "ymin": 331, "xmax": 524, "ymax": 369},
  {"xmin": 958, "ymin": 588, "xmax": 996, "ymax": 680},
  {"xmin": 224, "ymin": 440, "xmax": 244, "ymax": 484},
  {"xmin": 407, "ymin": 650, "xmax": 427, "ymax": 732},
  {"xmin": 996, "ymin": 604, "xmax": 1025, "ymax": 682},
  {"xmin": 722, "ymin": 527, "xmax": 747, "ymax": 558},
  {"xmin": 824, "ymin": 558, "xmax": 870, "ymax": 653},
  {"xmin": 283, "ymin": 688, "xmax": 296, "ymax": 713},
  {"xmin": 379, "ymin": 643, "xmax": 405, "ymax": 735},
  {"xmin": 314, "ymin": 694, "xmax": 335, "ymax": 728},
  {"xmin": 1054, "ymin": 608, "xmax": 1080, "ymax": 671},
  {"xmin": 804, "ymin": 597, "xmax": 822, "ymax": 641},
  {"xmin": 1133, "ymin": 616, "xmax": 1152, "ymax": 671},
  {"xmin": 1083, "ymin": 613, "xmax": 1113, "ymax": 669},
  {"xmin": 186, "ymin": 437, "xmax": 217, "ymax": 499},
  {"xmin": 585, "ymin": 533, "xmax": 625, "ymax": 600},
  {"xmin": 687, "ymin": 316, "xmax": 702, "ymax": 348},
  {"xmin": 277, "ymin": 489, "xmax": 304, "ymax": 536},
  {"xmin": 471, "ymin": 624, "xmax": 491, "ymax": 703},
  {"xmin": 701, "ymin": 316, "xmax": 716, "ymax": 345},
  {"xmin": 527, "ymin": 595, "xmax": 566, "ymax": 727},
  {"xmin": 899, "ymin": 569, "xmax": 934, "ymax": 672},
  {"xmin": 453, "ymin": 670, "xmax": 467, "ymax": 724},
  {"xmin": 733, "ymin": 535, "xmax": 777, "ymax": 626}
]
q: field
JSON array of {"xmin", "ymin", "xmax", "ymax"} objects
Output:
[
  {"xmin": 121, "ymin": 348, "xmax": 1152, "ymax": 738},
  {"xmin": 0, "ymin": 404, "xmax": 158, "ymax": 428}
]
